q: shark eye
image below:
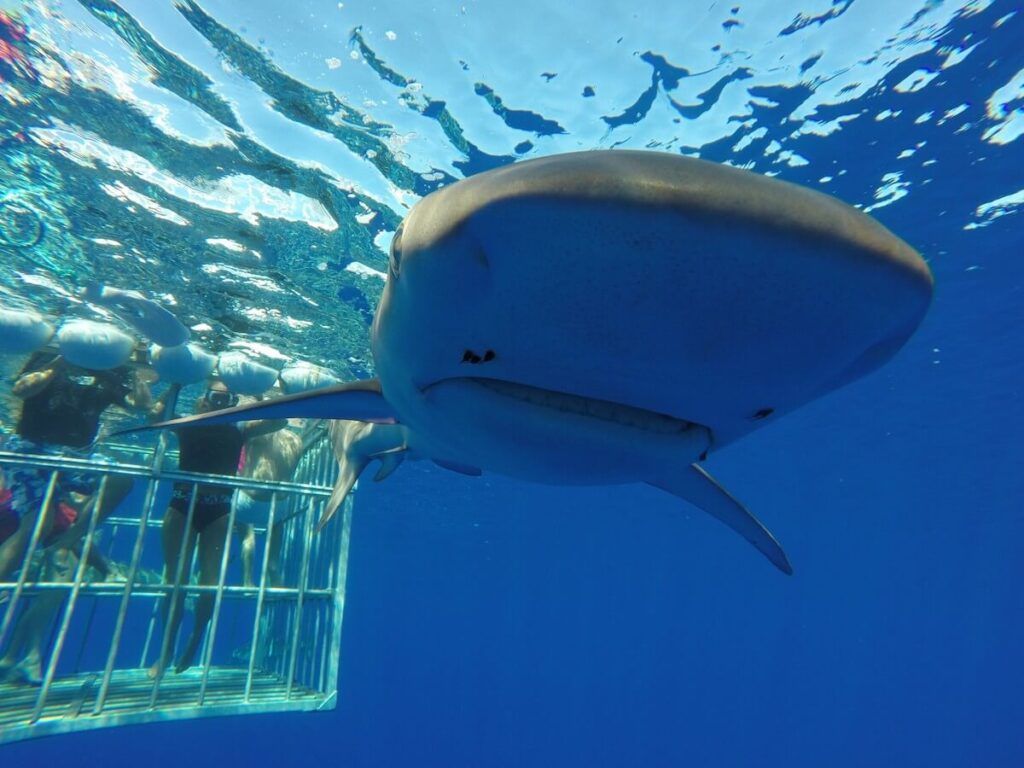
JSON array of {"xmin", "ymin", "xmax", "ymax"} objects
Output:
[{"xmin": 389, "ymin": 222, "xmax": 404, "ymax": 280}]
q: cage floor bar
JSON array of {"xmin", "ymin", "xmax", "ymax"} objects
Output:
[{"xmin": 0, "ymin": 666, "xmax": 326, "ymax": 743}]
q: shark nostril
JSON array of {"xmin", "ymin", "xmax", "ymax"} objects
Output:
[
  {"xmin": 751, "ymin": 407, "xmax": 774, "ymax": 420},
  {"xmin": 462, "ymin": 349, "xmax": 494, "ymax": 364}
]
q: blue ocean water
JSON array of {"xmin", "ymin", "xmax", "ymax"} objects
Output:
[{"xmin": 1, "ymin": 0, "xmax": 1022, "ymax": 766}]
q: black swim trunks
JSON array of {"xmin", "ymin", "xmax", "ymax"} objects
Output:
[{"xmin": 169, "ymin": 485, "xmax": 232, "ymax": 532}]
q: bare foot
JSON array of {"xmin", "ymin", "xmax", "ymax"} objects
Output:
[
  {"xmin": 174, "ymin": 635, "xmax": 201, "ymax": 674},
  {"xmin": 147, "ymin": 657, "xmax": 168, "ymax": 680},
  {"xmin": 2, "ymin": 659, "xmax": 42, "ymax": 686},
  {"xmin": 21, "ymin": 655, "xmax": 42, "ymax": 685}
]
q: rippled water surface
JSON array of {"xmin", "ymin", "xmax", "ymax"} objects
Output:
[
  {"xmin": 1, "ymin": 0, "xmax": 1020, "ymax": 378},
  {"xmin": 1, "ymin": 0, "xmax": 1023, "ymax": 765}
]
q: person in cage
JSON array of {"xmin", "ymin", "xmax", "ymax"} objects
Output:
[
  {"xmin": 235, "ymin": 419, "xmax": 322, "ymax": 589},
  {"xmin": 0, "ymin": 469, "xmax": 164, "ymax": 686},
  {"xmin": 149, "ymin": 379, "xmax": 285, "ymax": 678},
  {"xmin": 0, "ymin": 350, "xmax": 152, "ymax": 581},
  {"xmin": 0, "ymin": 484, "xmax": 113, "ymax": 684}
]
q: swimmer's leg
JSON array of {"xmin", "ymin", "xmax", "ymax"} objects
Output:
[
  {"xmin": 0, "ymin": 604, "xmax": 31, "ymax": 679},
  {"xmin": 0, "ymin": 491, "xmax": 56, "ymax": 581},
  {"xmin": 149, "ymin": 507, "xmax": 196, "ymax": 679},
  {"xmin": 175, "ymin": 514, "xmax": 229, "ymax": 674},
  {"xmin": 268, "ymin": 521, "xmax": 284, "ymax": 588},
  {"xmin": 49, "ymin": 474, "xmax": 133, "ymax": 551},
  {"xmin": 238, "ymin": 523, "xmax": 256, "ymax": 588},
  {"xmin": 0, "ymin": 550, "xmax": 72, "ymax": 685}
]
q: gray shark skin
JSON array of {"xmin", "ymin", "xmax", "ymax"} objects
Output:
[
  {"xmin": 321, "ymin": 420, "xmax": 413, "ymax": 530},
  {"xmin": 125, "ymin": 150, "xmax": 934, "ymax": 574}
]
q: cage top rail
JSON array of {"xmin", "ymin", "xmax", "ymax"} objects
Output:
[
  {"xmin": 0, "ymin": 449, "xmax": 336, "ymax": 497},
  {"xmin": 91, "ymin": 441, "xmax": 180, "ymax": 460}
]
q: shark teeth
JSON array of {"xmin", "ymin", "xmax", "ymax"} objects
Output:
[{"xmin": 469, "ymin": 377, "xmax": 699, "ymax": 435}]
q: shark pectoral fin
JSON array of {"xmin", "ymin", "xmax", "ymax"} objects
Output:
[
  {"xmin": 372, "ymin": 449, "xmax": 406, "ymax": 482},
  {"xmin": 650, "ymin": 464, "xmax": 792, "ymax": 575},
  {"xmin": 433, "ymin": 459, "xmax": 483, "ymax": 477},
  {"xmin": 318, "ymin": 455, "xmax": 369, "ymax": 532},
  {"xmin": 111, "ymin": 379, "xmax": 397, "ymax": 437}
]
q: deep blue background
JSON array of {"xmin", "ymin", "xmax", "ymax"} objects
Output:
[
  {"xmin": 4, "ymin": 0, "xmax": 1024, "ymax": 763},
  {"xmin": 6, "ymin": 220, "xmax": 1023, "ymax": 767}
]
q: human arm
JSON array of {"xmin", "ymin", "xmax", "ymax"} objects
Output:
[
  {"xmin": 121, "ymin": 368, "xmax": 155, "ymax": 412},
  {"xmin": 145, "ymin": 382, "xmax": 181, "ymax": 422},
  {"xmin": 11, "ymin": 356, "xmax": 63, "ymax": 399},
  {"xmin": 300, "ymin": 419, "xmax": 328, "ymax": 454},
  {"xmin": 241, "ymin": 418, "xmax": 288, "ymax": 440}
]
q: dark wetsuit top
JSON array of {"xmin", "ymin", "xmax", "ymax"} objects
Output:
[
  {"xmin": 170, "ymin": 424, "xmax": 245, "ymax": 531},
  {"xmin": 16, "ymin": 353, "xmax": 130, "ymax": 449}
]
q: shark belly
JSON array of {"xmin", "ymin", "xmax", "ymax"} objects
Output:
[{"xmin": 406, "ymin": 377, "xmax": 711, "ymax": 485}]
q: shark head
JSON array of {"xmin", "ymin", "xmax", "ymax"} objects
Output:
[{"xmin": 372, "ymin": 150, "xmax": 932, "ymax": 448}]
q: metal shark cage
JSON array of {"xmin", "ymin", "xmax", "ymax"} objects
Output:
[{"xmin": 0, "ymin": 429, "xmax": 351, "ymax": 744}]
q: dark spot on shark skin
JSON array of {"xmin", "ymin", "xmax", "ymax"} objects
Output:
[
  {"xmin": 461, "ymin": 349, "xmax": 495, "ymax": 364},
  {"xmin": 752, "ymin": 408, "xmax": 775, "ymax": 420}
]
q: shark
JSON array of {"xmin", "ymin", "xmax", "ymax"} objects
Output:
[{"xmin": 124, "ymin": 150, "xmax": 934, "ymax": 574}]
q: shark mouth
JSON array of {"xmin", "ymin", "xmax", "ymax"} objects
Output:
[{"xmin": 450, "ymin": 376, "xmax": 707, "ymax": 437}]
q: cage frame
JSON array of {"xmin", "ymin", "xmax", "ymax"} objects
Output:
[{"xmin": 0, "ymin": 432, "xmax": 350, "ymax": 745}]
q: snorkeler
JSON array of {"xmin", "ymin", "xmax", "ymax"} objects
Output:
[
  {"xmin": 149, "ymin": 380, "xmax": 285, "ymax": 678},
  {"xmin": 0, "ymin": 350, "xmax": 151, "ymax": 580},
  {"xmin": 0, "ymin": 349, "xmax": 153, "ymax": 684}
]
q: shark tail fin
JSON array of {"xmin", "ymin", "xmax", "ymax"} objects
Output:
[
  {"xmin": 112, "ymin": 379, "xmax": 397, "ymax": 437},
  {"xmin": 649, "ymin": 464, "xmax": 792, "ymax": 575}
]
